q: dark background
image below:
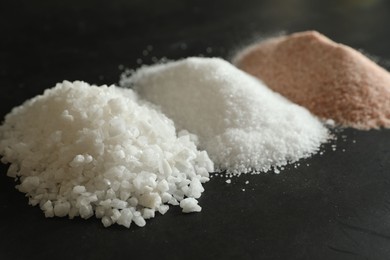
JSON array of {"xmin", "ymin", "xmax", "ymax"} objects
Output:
[{"xmin": 1, "ymin": 0, "xmax": 390, "ymax": 259}]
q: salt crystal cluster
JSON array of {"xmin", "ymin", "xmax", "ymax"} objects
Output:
[
  {"xmin": 121, "ymin": 57, "xmax": 328, "ymax": 175},
  {"xmin": 0, "ymin": 81, "xmax": 214, "ymax": 228}
]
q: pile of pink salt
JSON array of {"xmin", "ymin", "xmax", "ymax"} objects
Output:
[{"xmin": 233, "ymin": 31, "xmax": 390, "ymax": 130}]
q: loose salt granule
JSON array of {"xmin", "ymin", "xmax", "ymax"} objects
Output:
[
  {"xmin": 121, "ymin": 57, "xmax": 328, "ymax": 175},
  {"xmin": 226, "ymin": 179, "xmax": 231, "ymax": 184},
  {"xmin": 117, "ymin": 208, "xmax": 133, "ymax": 228},
  {"xmin": 80, "ymin": 204, "xmax": 93, "ymax": 219},
  {"xmin": 142, "ymin": 208, "xmax": 155, "ymax": 219},
  {"xmin": 41, "ymin": 200, "xmax": 54, "ymax": 218},
  {"xmin": 102, "ymin": 216, "xmax": 112, "ymax": 227},
  {"xmin": 128, "ymin": 197, "xmax": 138, "ymax": 207},
  {"xmin": 158, "ymin": 205, "xmax": 169, "ymax": 215},
  {"xmin": 133, "ymin": 211, "xmax": 146, "ymax": 227},
  {"xmin": 69, "ymin": 154, "xmax": 85, "ymax": 168},
  {"xmin": 180, "ymin": 198, "xmax": 201, "ymax": 213},
  {"xmin": 73, "ymin": 186, "xmax": 86, "ymax": 194},
  {"xmin": 19, "ymin": 176, "xmax": 40, "ymax": 192},
  {"xmin": 53, "ymin": 201, "xmax": 71, "ymax": 217},
  {"xmin": 0, "ymin": 81, "xmax": 214, "ymax": 228}
]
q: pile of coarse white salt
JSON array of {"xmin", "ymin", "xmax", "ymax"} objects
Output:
[
  {"xmin": 121, "ymin": 57, "xmax": 329, "ymax": 176},
  {"xmin": 0, "ymin": 81, "xmax": 213, "ymax": 228}
]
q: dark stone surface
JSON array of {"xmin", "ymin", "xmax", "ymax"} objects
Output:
[{"xmin": 0, "ymin": 1, "xmax": 389, "ymax": 259}]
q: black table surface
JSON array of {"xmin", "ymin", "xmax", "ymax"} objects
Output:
[{"xmin": 1, "ymin": 1, "xmax": 390, "ymax": 259}]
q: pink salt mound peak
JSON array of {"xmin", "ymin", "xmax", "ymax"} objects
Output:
[{"xmin": 233, "ymin": 31, "xmax": 390, "ymax": 130}]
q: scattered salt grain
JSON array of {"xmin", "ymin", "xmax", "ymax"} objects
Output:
[
  {"xmin": 0, "ymin": 81, "xmax": 214, "ymax": 228},
  {"xmin": 180, "ymin": 198, "xmax": 202, "ymax": 213},
  {"xmin": 121, "ymin": 57, "xmax": 328, "ymax": 176},
  {"xmin": 142, "ymin": 208, "xmax": 155, "ymax": 219},
  {"xmin": 158, "ymin": 204, "xmax": 169, "ymax": 215},
  {"xmin": 147, "ymin": 45, "xmax": 153, "ymax": 51}
]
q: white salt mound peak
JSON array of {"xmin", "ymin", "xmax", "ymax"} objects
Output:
[
  {"xmin": 0, "ymin": 81, "xmax": 214, "ymax": 228},
  {"xmin": 121, "ymin": 57, "xmax": 329, "ymax": 175}
]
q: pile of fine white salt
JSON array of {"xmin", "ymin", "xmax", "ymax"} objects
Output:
[
  {"xmin": 121, "ymin": 57, "xmax": 328, "ymax": 175},
  {"xmin": 0, "ymin": 81, "xmax": 214, "ymax": 228}
]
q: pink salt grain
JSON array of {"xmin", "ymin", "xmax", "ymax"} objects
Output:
[{"xmin": 233, "ymin": 31, "xmax": 390, "ymax": 129}]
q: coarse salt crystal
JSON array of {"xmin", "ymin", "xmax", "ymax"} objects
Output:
[
  {"xmin": 180, "ymin": 198, "xmax": 202, "ymax": 213},
  {"xmin": 0, "ymin": 81, "xmax": 214, "ymax": 228}
]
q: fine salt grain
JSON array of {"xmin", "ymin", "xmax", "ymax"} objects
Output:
[
  {"xmin": 233, "ymin": 31, "xmax": 390, "ymax": 129},
  {"xmin": 121, "ymin": 57, "xmax": 329, "ymax": 175},
  {"xmin": 0, "ymin": 81, "xmax": 214, "ymax": 228}
]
